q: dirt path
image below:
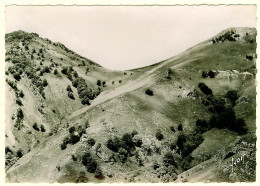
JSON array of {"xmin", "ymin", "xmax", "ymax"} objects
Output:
[{"xmin": 67, "ymin": 51, "xmax": 193, "ymax": 120}]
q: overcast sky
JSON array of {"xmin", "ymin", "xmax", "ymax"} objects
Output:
[{"xmin": 5, "ymin": 6, "xmax": 256, "ymax": 70}]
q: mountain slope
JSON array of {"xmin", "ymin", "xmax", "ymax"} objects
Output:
[{"xmin": 5, "ymin": 28, "xmax": 256, "ymax": 183}]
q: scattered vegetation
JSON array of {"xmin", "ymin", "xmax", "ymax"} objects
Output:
[{"xmin": 145, "ymin": 89, "xmax": 154, "ymax": 96}]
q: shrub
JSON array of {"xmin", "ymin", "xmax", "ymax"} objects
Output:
[
  {"xmin": 19, "ymin": 90, "xmax": 24, "ymax": 98},
  {"xmin": 177, "ymin": 133, "xmax": 204, "ymax": 157},
  {"xmin": 153, "ymin": 162, "xmax": 160, "ymax": 170},
  {"xmin": 16, "ymin": 149, "xmax": 23, "ymax": 158},
  {"xmin": 225, "ymin": 90, "xmax": 238, "ymax": 106},
  {"xmin": 68, "ymin": 92, "xmax": 75, "ymax": 99},
  {"xmin": 198, "ymin": 82, "xmax": 212, "ymax": 95},
  {"xmin": 170, "ymin": 126, "xmax": 175, "ymax": 132},
  {"xmin": 119, "ymin": 80, "xmax": 122, "ymax": 83},
  {"xmin": 208, "ymin": 70, "xmax": 215, "ymax": 78},
  {"xmin": 87, "ymin": 138, "xmax": 96, "ymax": 147},
  {"xmin": 102, "ymin": 81, "xmax": 106, "ymax": 87},
  {"xmin": 81, "ymin": 97, "xmax": 90, "ymax": 105},
  {"xmin": 67, "ymin": 85, "xmax": 72, "ymax": 92},
  {"xmin": 97, "ymin": 80, "xmax": 101, "ymax": 86},
  {"xmin": 163, "ymin": 152, "xmax": 177, "ymax": 167},
  {"xmin": 54, "ymin": 69, "xmax": 58, "ymax": 75},
  {"xmin": 40, "ymin": 124, "xmax": 46, "ymax": 132},
  {"xmin": 95, "ymin": 167, "xmax": 104, "ymax": 179},
  {"xmin": 177, "ymin": 124, "xmax": 183, "ymax": 131},
  {"xmin": 155, "ymin": 129, "xmax": 164, "ymax": 140},
  {"xmin": 195, "ymin": 119, "xmax": 209, "ymax": 133},
  {"xmin": 122, "ymin": 133, "xmax": 135, "ymax": 152},
  {"xmin": 234, "ymin": 118, "xmax": 247, "ymax": 135},
  {"xmin": 145, "ymin": 89, "xmax": 154, "ymax": 96},
  {"xmin": 106, "ymin": 137, "xmax": 122, "ymax": 152},
  {"xmin": 17, "ymin": 108, "xmax": 24, "ymax": 120},
  {"xmin": 69, "ymin": 134, "xmax": 81, "ymax": 145},
  {"xmin": 60, "ymin": 143, "xmax": 67, "ymax": 150},
  {"xmin": 42, "ymin": 79, "xmax": 48, "ymax": 87},
  {"xmin": 16, "ymin": 99, "xmax": 23, "ymax": 106},
  {"xmin": 13, "ymin": 73, "xmax": 21, "ymax": 81},
  {"xmin": 202, "ymin": 71, "xmax": 208, "ymax": 78},
  {"xmin": 182, "ymin": 155, "xmax": 194, "ymax": 170},
  {"xmin": 131, "ymin": 130, "xmax": 138, "ymax": 137},
  {"xmin": 118, "ymin": 148, "xmax": 128, "ymax": 163},
  {"xmin": 33, "ymin": 123, "xmax": 40, "ymax": 131},
  {"xmin": 61, "ymin": 67, "xmax": 68, "ymax": 75},
  {"xmin": 69, "ymin": 126, "xmax": 76, "ymax": 133},
  {"xmin": 82, "ymin": 153, "xmax": 98, "ymax": 173},
  {"xmin": 246, "ymin": 55, "xmax": 253, "ymax": 60}
]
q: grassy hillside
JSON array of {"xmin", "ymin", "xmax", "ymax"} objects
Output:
[{"xmin": 5, "ymin": 28, "xmax": 256, "ymax": 183}]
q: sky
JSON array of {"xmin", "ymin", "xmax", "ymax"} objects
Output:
[{"xmin": 5, "ymin": 6, "xmax": 256, "ymax": 70}]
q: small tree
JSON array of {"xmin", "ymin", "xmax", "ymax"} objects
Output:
[
  {"xmin": 208, "ymin": 70, "xmax": 215, "ymax": 78},
  {"xmin": 225, "ymin": 90, "xmax": 238, "ymax": 106},
  {"xmin": 97, "ymin": 80, "xmax": 101, "ymax": 86},
  {"xmin": 43, "ymin": 79, "xmax": 48, "ymax": 87},
  {"xmin": 66, "ymin": 85, "xmax": 72, "ymax": 92},
  {"xmin": 54, "ymin": 69, "xmax": 58, "ymax": 75},
  {"xmin": 87, "ymin": 138, "xmax": 96, "ymax": 147},
  {"xmin": 102, "ymin": 81, "xmax": 106, "ymax": 87},
  {"xmin": 95, "ymin": 167, "xmax": 104, "ymax": 179},
  {"xmin": 163, "ymin": 152, "xmax": 177, "ymax": 167},
  {"xmin": 156, "ymin": 129, "xmax": 164, "ymax": 141},
  {"xmin": 68, "ymin": 92, "xmax": 75, "ymax": 99},
  {"xmin": 177, "ymin": 124, "xmax": 183, "ymax": 131},
  {"xmin": 145, "ymin": 89, "xmax": 154, "ymax": 96},
  {"xmin": 13, "ymin": 73, "xmax": 21, "ymax": 81},
  {"xmin": 33, "ymin": 123, "xmax": 40, "ymax": 131},
  {"xmin": 69, "ymin": 126, "xmax": 76, "ymax": 133},
  {"xmin": 16, "ymin": 149, "xmax": 23, "ymax": 158},
  {"xmin": 40, "ymin": 124, "xmax": 46, "ymax": 132},
  {"xmin": 198, "ymin": 82, "xmax": 212, "ymax": 95},
  {"xmin": 16, "ymin": 99, "xmax": 23, "ymax": 106},
  {"xmin": 170, "ymin": 126, "xmax": 175, "ymax": 132},
  {"xmin": 19, "ymin": 90, "xmax": 24, "ymax": 98}
]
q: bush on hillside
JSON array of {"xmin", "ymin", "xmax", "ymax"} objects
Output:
[
  {"xmin": 155, "ymin": 129, "xmax": 164, "ymax": 141},
  {"xmin": 202, "ymin": 71, "xmax": 208, "ymax": 78},
  {"xmin": 145, "ymin": 89, "xmax": 154, "ymax": 96},
  {"xmin": 68, "ymin": 92, "xmax": 75, "ymax": 99},
  {"xmin": 17, "ymin": 108, "xmax": 24, "ymax": 121},
  {"xmin": 54, "ymin": 69, "xmax": 58, "ymax": 75},
  {"xmin": 82, "ymin": 152, "xmax": 98, "ymax": 173},
  {"xmin": 177, "ymin": 124, "xmax": 183, "ymax": 131},
  {"xmin": 225, "ymin": 90, "xmax": 238, "ymax": 106},
  {"xmin": 43, "ymin": 79, "xmax": 48, "ymax": 87},
  {"xmin": 33, "ymin": 123, "xmax": 40, "ymax": 131},
  {"xmin": 163, "ymin": 152, "xmax": 177, "ymax": 167},
  {"xmin": 13, "ymin": 73, "xmax": 21, "ymax": 81},
  {"xmin": 195, "ymin": 119, "xmax": 209, "ymax": 133},
  {"xmin": 19, "ymin": 90, "xmax": 24, "ymax": 98},
  {"xmin": 97, "ymin": 80, "xmax": 101, "ymax": 86},
  {"xmin": 16, "ymin": 149, "xmax": 23, "ymax": 158},
  {"xmin": 87, "ymin": 138, "xmax": 96, "ymax": 147},
  {"xmin": 198, "ymin": 82, "xmax": 212, "ymax": 95},
  {"xmin": 106, "ymin": 136, "xmax": 122, "ymax": 153},
  {"xmin": 16, "ymin": 99, "xmax": 23, "ymax": 106},
  {"xmin": 95, "ymin": 167, "xmax": 104, "ymax": 179},
  {"xmin": 208, "ymin": 70, "xmax": 215, "ymax": 78},
  {"xmin": 40, "ymin": 124, "xmax": 46, "ymax": 132},
  {"xmin": 170, "ymin": 126, "xmax": 175, "ymax": 132},
  {"xmin": 67, "ymin": 85, "xmax": 72, "ymax": 92}
]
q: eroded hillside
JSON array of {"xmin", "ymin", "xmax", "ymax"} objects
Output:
[{"xmin": 5, "ymin": 28, "xmax": 256, "ymax": 183}]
